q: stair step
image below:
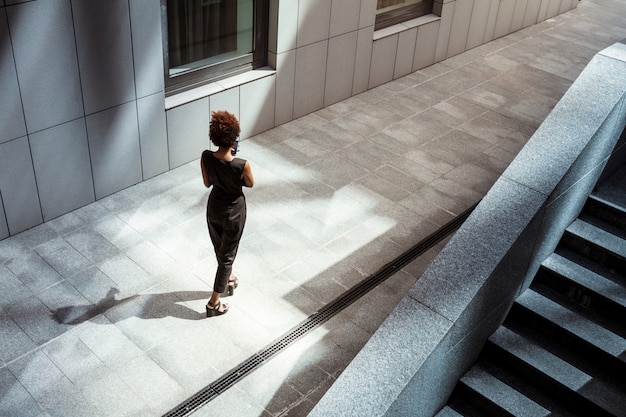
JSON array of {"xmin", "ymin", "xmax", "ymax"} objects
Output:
[
  {"xmin": 586, "ymin": 194, "xmax": 626, "ymax": 235},
  {"xmin": 592, "ymin": 164, "xmax": 626, "ymax": 209},
  {"xmin": 488, "ymin": 326, "xmax": 626, "ymax": 416},
  {"xmin": 541, "ymin": 253, "xmax": 626, "ymax": 312},
  {"xmin": 459, "ymin": 365, "xmax": 550, "ymax": 417},
  {"xmin": 588, "ymin": 193, "xmax": 626, "ymax": 215},
  {"xmin": 515, "ymin": 289, "xmax": 626, "ymax": 362},
  {"xmin": 566, "ymin": 219, "xmax": 626, "ymax": 260},
  {"xmin": 489, "ymin": 326, "xmax": 592, "ymax": 392},
  {"xmin": 434, "ymin": 406, "xmax": 464, "ymax": 417}
]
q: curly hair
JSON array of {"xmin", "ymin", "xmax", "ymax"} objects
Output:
[{"xmin": 209, "ymin": 110, "xmax": 240, "ymax": 148}]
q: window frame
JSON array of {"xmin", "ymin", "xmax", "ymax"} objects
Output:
[
  {"xmin": 375, "ymin": 0, "xmax": 434, "ymax": 31},
  {"xmin": 161, "ymin": 0, "xmax": 269, "ymax": 96}
]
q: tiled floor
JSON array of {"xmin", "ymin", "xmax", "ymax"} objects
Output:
[{"xmin": 2, "ymin": 1, "xmax": 626, "ymax": 416}]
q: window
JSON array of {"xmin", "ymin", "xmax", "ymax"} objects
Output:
[
  {"xmin": 162, "ymin": 0, "xmax": 268, "ymax": 96},
  {"xmin": 375, "ymin": 0, "xmax": 433, "ymax": 31}
]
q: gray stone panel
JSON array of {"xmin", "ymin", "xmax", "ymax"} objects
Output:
[
  {"xmin": 511, "ymin": 0, "xmax": 526, "ymax": 32},
  {"xmin": 209, "ymin": 88, "xmax": 240, "ymax": 121},
  {"xmin": 325, "ymin": 32, "xmax": 358, "ymax": 107},
  {"xmin": 523, "ymin": 0, "xmax": 542, "ymax": 28},
  {"xmin": 30, "ymin": 119, "xmax": 95, "ymax": 222},
  {"xmin": 447, "ymin": 0, "xmax": 473, "ymax": 57},
  {"xmin": 129, "ymin": 0, "xmax": 165, "ymax": 98},
  {"xmin": 240, "ymin": 75, "xmax": 276, "ymax": 139},
  {"xmin": 138, "ymin": 93, "xmax": 169, "ymax": 179},
  {"xmin": 86, "ymin": 103, "xmax": 142, "ymax": 199},
  {"xmin": 7, "ymin": 0, "xmax": 84, "ymax": 134},
  {"xmin": 0, "ymin": 138, "xmax": 42, "ymax": 235},
  {"xmin": 0, "ymin": 10, "xmax": 26, "ymax": 143},
  {"xmin": 73, "ymin": 0, "xmax": 136, "ymax": 114},
  {"xmin": 493, "ymin": 0, "xmax": 515, "ymax": 39},
  {"xmin": 166, "ymin": 98, "xmax": 209, "ymax": 168}
]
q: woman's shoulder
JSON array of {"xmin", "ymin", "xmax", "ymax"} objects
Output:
[
  {"xmin": 201, "ymin": 149, "xmax": 216, "ymax": 164},
  {"xmin": 233, "ymin": 157, "xmax": 247, "ymax": 167}
]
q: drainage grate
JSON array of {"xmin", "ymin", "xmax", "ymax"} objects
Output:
[{"xmin": 163, "ymin": 202, "xmax": 478, "ymax": 417}]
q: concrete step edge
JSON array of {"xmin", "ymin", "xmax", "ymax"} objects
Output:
[
  {"xmin": 541, "ymin": 253, "xmax": 626, "ymax": 310},
  {"xmin": 515, "ymin": 289, "xmax": 626, "ymax": 360},
  {"xmin": 459, "ymin": 364, "xmax": 550, "ymax": 417},
  {"xmin": 566, "ymin": 219, "xmax": 626, "ymax": 259}
]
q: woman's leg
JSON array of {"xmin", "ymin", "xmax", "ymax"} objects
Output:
[{"xmin": 212, "ymin": 203, "xmax": 246, "ymax": 294}]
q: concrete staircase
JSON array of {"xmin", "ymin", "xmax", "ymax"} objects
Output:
[{"xmin": 438, "ymin": 168, "xmax": 626, "ymax": 417}]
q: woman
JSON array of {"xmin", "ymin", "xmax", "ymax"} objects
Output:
[{"xmin": 201, "ymin": 111, "xmax": 254, "ymax": 317}]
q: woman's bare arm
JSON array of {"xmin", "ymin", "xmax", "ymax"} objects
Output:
[
  {"xmin": 241, "ymin": 161, "xmax": 254, "ymax": 188},
  {"xmin": 201, "ymin": 158, "xmax": 211, "ymax": 188}
]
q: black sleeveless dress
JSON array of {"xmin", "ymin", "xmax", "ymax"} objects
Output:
[{"xmin": 201, "ymin": 150, "xmax": 247, "ymax": 293}]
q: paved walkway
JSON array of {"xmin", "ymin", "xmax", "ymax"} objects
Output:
[{"xmin": 2, "ymin": 1, "xmax": 626, "ymax": 416}]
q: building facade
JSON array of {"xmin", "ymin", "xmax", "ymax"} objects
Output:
[{"xmin": 0, "ymin": 0, "xmax": 577, "ymax": 240}]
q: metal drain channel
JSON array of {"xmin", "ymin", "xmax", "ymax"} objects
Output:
[{"xmin": 163, "ymin": 202, "xmax": 478, "ymax": 417}]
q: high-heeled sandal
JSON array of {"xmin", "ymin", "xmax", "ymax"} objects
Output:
[
  {"xmin": 206, "ymin": 300, "xmax": 228, "ymax": 317},
  {"xmin": 223, "ymin": 277, "xmax": 239, "ymax": 296}
]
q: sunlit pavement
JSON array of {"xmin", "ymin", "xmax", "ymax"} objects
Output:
[{"xmin": 2, "ymin": 2, "xmax": 626, "ymax": 416}]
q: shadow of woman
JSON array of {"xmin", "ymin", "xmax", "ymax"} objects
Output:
[{"xmin": 52, "ymin": 288, "xmax": 211, "ymax": 325}]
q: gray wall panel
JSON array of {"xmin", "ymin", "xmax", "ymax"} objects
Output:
[
  {"xmin": 138, "ymin": 93, "xmax": 169, "ymax": 179},
  {"xmin": 30, "ymin": 119, "xmax": 95, "ymax": 221},
  {"xmin": 0, "ymin": 7, "xmax": 26, "ymax": 143},
  {"xmin": 325, "ymin": 32, "xmax": 358, "ymax": 106},
  {"xmin": 494, "ymin": 0, "xmax": 515, "ymax": 39},
  {"xmin": 0, "ymin": 138, "xmax": 42, "ymax": 234},
  {"xmin": 210, "ymin": 88, "xmax": 240, "ymax": 123},
  {"xmin": 86, "ymin": 103, "xmax": 142, "ymax": 199},
  {"xmin": 73, "ymin": 0, "xmax": 136, "ymax": 114},
  {"xmin": 129, "ymin": 0, "xmax": 165, "ymax": 98},
  {"xmin": 166, "ymin": 98, "xmax": 209, "ymax": 169},
  {"xmin": 7, "ymin": 0, "xmax": 84, "ymax": 134},
  {"xmin": 241, "ymin": 75, "xmax": 276, "ymax": 139},
  {"xmin": 511, "ymin": 0, "xmax": 527, "ymax": 32},
  {"xmin": 546, "ymin": 0, "xmax": 562, "ymax": 18},
  {"xmin": 466, "ymin": 0, "xmax": 491, "ymax": 50},
  {"xmin": 447, "ymin": 0, "xmax": 473, "ymax": 57},
  {"xmin": 523, "ymin": 0, "xmax": 542, "ymax": 28}
]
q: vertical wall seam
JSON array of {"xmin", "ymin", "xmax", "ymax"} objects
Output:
[
  {"xmin": 3, "ymin": 5, "xmax": 28, "ymax": 141},
  {"xmin": 350, "ymin": 0, "xmax": 363, "ymax": 97},
  {"xmin": 0, "ymin": 188, "xmax": 8, "ymax": 237},
  {"xmin": 392, "ymin": 33, "xmax": 400, "ymax": 82},
  {"xmin": 26, "ymin": 137, "xmax": 45, "ymax": 223},
  {"xmin": 69, "ymin": 0, "xmax": 96, "ymax": 202},
  {"xmin": 4, "ymin": 5, "xmax": 44, "ymax": 227},
  {"xmin": 126, "ymin": 0, "xmax": 145, "ymax": 180},
  {"xmin": 531, "ymin": 0, "xmax": 541, "ymax": 25},
  {"xmin": 463, "ymin": 0, "xmax": 478, "ymax": 52},
  {"xmin": 322, "ymin": 0, "xmax": 333, "ymax": 107},
  {"xmin": 519, "ymin": 0, "xmax": 530, "ymax": 29}
]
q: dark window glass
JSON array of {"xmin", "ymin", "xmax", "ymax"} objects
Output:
[
  {"xmin": 375, "ymin": 0, "xmax": 433, "ymax": 31},
  {"xmin": 163, "ymin": 0, "xmax": 267, "ymax": 95}
]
